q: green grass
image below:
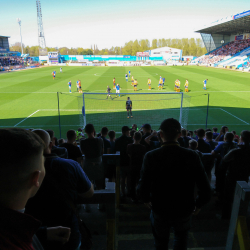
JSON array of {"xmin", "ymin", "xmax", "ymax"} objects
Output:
[{"xmin": 0, "ymin": 65, "xmax": 250, "ymax": 138}]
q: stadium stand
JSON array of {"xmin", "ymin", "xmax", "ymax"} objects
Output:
[{"xmin": 1, "ymin": 118, "xmax": 249, "ymax": 249}]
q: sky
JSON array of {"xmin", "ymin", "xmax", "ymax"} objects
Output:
[{"xmin": 1, "ymin": 0, "xmax": 250, "ymax": 49}]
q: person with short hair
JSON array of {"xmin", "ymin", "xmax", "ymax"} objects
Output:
[
  {"xmin": 115, "ymin": 83, "xmax": 121, "ymax": 97},
  {"xmin": 126, "ymin": 97, "xmax": 133, "ymax": 118},
  {"xmin": 147, "ymin": 78, "xmax": 151, "ymax": 90},
  {"xmin": 127, "ymin": 132, "xmax": 146, "ymax": 201},
  {"xmin": 197, "ymin": 128, "xmax": 211, "ymax": 153},
  {"xmin": 205, "ymin": 131, "xmax": 218, "ymax": 151},
  {"xmin": 182, "ymin": 128, "xmax": 191, "ymax": 148},
  {"xmin": 137, "ymin": 118, "xmax": 211, "ymax": 249},
  {"xmin": 26, "ymin": 129, "xmax": 93, "ymax": 250},
  {"xmin": 115, "ymin": 126, "xmax": 133, "ymax": 197},
  {"xmin": 113, "ymin": 77, "xmax": 116, "ymax": 89},
  {"xmin": 0, "ymin": 128, "xmax": 71, "ymax": 250},
  {"xmin": 203, "ymin": 79, "xmax": 208, "ymax": 90},
  {"xmin": 80, "ymin": 124, "xmax": 104, "ymax": 189},
  {"xmin": 106, "ymin": 86, "xmax": 113, "ymax": 100},
  {"xmin": 212, "ymin": 127, "xmax": 219, "ymax": 140},
  {"xmin": 60, "ymin": 130, "xmax": 83, "ymax": 164},
  {"xmin": 46, "ymin": 129, "xmax": 68, "ymax": 159},
  {"xmin": 99, "ymin": 126, "xmax": 111, "ymax": 154}
]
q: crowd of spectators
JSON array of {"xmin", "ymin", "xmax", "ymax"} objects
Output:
[
  {"xmin": 198, "ymin": 39, "xmax": 250, "ymax": 65},
  {"xmin": 1, "ymin": 121, "xmax": 250, "ymax": 249},
  {"xmin": 0, "ymin": 56, "xmax": 24, "ymax": 67}
]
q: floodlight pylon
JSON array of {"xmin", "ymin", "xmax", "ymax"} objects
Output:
[{"xmin": 36, "ymin": 0, "xmax": 46, "ymax": 49}]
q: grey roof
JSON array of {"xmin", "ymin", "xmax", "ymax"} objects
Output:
[{"xmin": 196, "ymin": 11, "xmax": 250, "ymax": 35}]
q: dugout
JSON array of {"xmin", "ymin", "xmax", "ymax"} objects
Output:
[{"xmin": 196, "ymin": 10, "xmax": 250, "ymax": 53}]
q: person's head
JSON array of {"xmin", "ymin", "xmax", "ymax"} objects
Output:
[
  {"xmin": 78, "ymin": 128, "xmax": 83, "ymax": 132},
  {"xmin": 189, "ymin": 139, "xmax": 198, "ymax": 150},
  {"xmin": 132, "ymin": 124, "xmax": 137, "ymax": 130},
  {"xmin": 205, "ymin": 131, "xmax": 213, "ymax": 141},
  {"xmin": 66, "ymin": 130, "xmax": 77, "ymax": 142},
  {"xmin": 134, "ymin": 132, "xmax": 142, "ymax": 142},
  {"xmin": 58, "ymin": 138, "xmax": 65, "ymax": 145},
  {"xmin": 205, "ymin": 128, "xmax": 211, "ymax": 132},
  {"xmin": 46, "ymin": 129, "xmax": 56, "ymax": 146},
  {"xmin": 33, "ymin": 129, "xmax": 52, "ymax": 154},
  {"xmin": 101, "ymin": 127, "xmax": 108, "ymax": 137},
  {"xmin": 213, "ymin": 127, "xmax": 218, "ymax": 133},
  {"xmin": 187, "ymin": 132, "xmax": 191, "ymax": 137},
  {"xmin": 231, "ymin": 130, "xmax": 236, "ymax": 136},
  {"xmin": 142, "ymin": 123, "xmax": 151, "ymax": 134},
  {"xmin": 85, "ymin": 123, "xmax": 95, "ymax": 136},
  {"xmin": 181, "ymin": 129, "xmax": 187, "ymax": 137},
  {"xmin": 189, "ymin": 130, "xmax": 193, "ymax": 137},
  {"xmin": 222, "ymin": 126, "xmax": 228, "ymax": 134},
  {"xmin": 0, "ymin": 128, "xmax": 45, "ymax": 208},
  {"xmin": 197, "ymin": 128, "xmax": 205, "ymax": 139},
  {"xmin": 159, "ymin": 118, "xmax": 181, "ymax": 142},
  {"xmin": 240, "ymin": 130, "xmax": 250, "ymax": 144},
  {"xmin": 224, "ymin": 132, "xmax": 234, "ymax": 142},
  {"xmin": 108, "ymin": 130, "xmax": 115, "ymax": 141},
  {"xmin": 130, "ymin": 129, "xmax": 136, "ymax": 138},
  {"xmin": 122, "ymin": 126, "xmax": 130, "ymax": 136},
  {"xmin": 107, "ymin": 85, "xmax": 109, "ymax": 88},
  {"xmin": 127, "ymin": 97, "xmax": 130, "ymax": 100}
]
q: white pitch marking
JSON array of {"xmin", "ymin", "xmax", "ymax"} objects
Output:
[
  {"xmin": 14, "ymin": 110, "xmax": 40, "ymax": 127},
  {"xmin": 220, "ymin": 108, "xmax": 249, "ymax": 125}
]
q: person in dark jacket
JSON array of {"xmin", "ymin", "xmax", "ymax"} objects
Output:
[{"xmin": 137, "ymin": 118, "xmax": 211, "ymax": 250}]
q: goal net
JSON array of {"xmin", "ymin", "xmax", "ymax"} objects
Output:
[
  {"xmin": 81, "ymin": 92, "xmax": 191, "ymax": 133},
  {"xmin": 58, "ymin": 92, "xmax": 190, "ymax": 135}
]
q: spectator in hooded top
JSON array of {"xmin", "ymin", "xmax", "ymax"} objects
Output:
[
  {"xmin": 197, "ymin": 128, "xmax": 211, "ymax": 153},
  {"xmin": 60, "ymin": 130, "xmax": 83, "ymax": 164}
]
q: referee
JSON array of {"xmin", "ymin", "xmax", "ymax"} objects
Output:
[{"xmin": 126, "ymin": 97, "xmax": 133, "ymax": 118}]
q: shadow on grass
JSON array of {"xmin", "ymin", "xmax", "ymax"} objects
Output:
[{"xmin": 1, "ymin": 106, "xmax": 250, "ymax": 138}]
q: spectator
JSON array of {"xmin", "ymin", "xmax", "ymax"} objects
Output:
[
  {"xmin": 137, "ymin": 118, "xmax": 211, "ymax": 249},
  {"xmin": 80, "ymin": 124, "xmax": 104, "ymax": 189},
  {"xmin": 212, "ymin": 127, "xmax": 219, "ymax": 140},
  {"xmin": 205, "ymin": 131, "xmax": 218, "ymax": 150},
  {"xmin": 215, "ymin": 126, "xmax": 228, "ymax": 142},
  {"xmin": 141, "ymin": 123, "xmax": 152, "ymax": 151},
  {"xmin": 58, "ymin": 138, "xmax": 65, "ymax": 146},
  {"xmin": 231, "ymin": 130, "xmax": 240, "ymax": 143},
  {"xmin": 221, "ymin": 130, "xmax": 250, "ymax": 219},
  {"xmin": 197, "ymin": 128, "xmax": 211, "ymax": 153},
  {"xmin": 145, "ymin": 130, "xmax": 162, "ymax": 150},
  {"xmin": 46, "ymin": 129, "xmax": 68, "ymax": 159},
  {"xmin": 132, "ymin": 124, "xmax": 139, "ymax": 131},
  {"xmin": 107, "ymin": 130, "xmax": 116, "ymax": 181},
  {"xmin": 127, "ymin": 132, "xmax": 146, "ymax": 201},
  {"xmin": 0, "ymin": 128, "xmax": 71, "ymax": 250},
  {"xmin": 212, "ymin": 132, "xmax": 238, "ymax": 195},
  {"xmin": 99, "ymin": 127, "xmax": 111, "ymax": 154},
  {"xmin": 60, "ymin": 130, "xmax": 83, "ymax": 164},
  {"xmin": 115, "ymin": 126, "xmax": 133, "ymax": 197},
  {"xmin": 189, "ymin": 139, "xmax": 203, "ymax": 158},
  {"xmin": 182, "ymin": 129, "xmax": 191, "ymax": 148},
  {"xmin": 129, "ymin": 129, "xmax": 136, "ymax": 138},
  {"xmin": 26, "ymin": 129, "xmax": 93, "ymax": 250}
]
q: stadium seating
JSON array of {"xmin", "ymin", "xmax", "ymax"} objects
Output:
[{"xmin": 198, "ymin": 39, "xmax": 250, "ymax": 65}]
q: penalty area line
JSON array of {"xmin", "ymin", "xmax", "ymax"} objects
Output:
[
  {"xmin": 220, "ymin": 108, "xmax": 249, "ymax": 125},
  {"xmin": 14, "ymin": 110, "xmax": 40, "ymax": 127}
]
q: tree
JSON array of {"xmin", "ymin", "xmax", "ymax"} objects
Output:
[
  {"xmin": 139, "ymin": 39, "xmax": 150, "ymax": 51},
  {"xmin": 77, "ymin": 47, "xmax": 84, "ymax": 55},
  {"xmin": 132, "ymin": 40, "xmax": 140, "ymax": 56},
  {"xmin": 151, "ymin": 39, "xmax": 158, "ymax": 49},
  {"xmin": 10, "ymin": 42, "xmax": 24, "ymax": 53},
  {"xmin": 122, "ymin": 40, "xmax": 133, "ymax": 55}
]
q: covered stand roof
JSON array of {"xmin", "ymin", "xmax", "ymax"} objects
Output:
[{"xmin": 196, "ymin": 10, "xmax": 250, "ymax": 35}]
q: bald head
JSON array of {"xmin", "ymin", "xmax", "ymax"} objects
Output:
[{"xmin": 32, "ymin": 129, "xmax": 51, "ymax": 154}]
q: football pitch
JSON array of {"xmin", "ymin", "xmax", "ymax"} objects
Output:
[{"xmin": 0, "ymin": 65, "xmax": 250, "ymax": 138}]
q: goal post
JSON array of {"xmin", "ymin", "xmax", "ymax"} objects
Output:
[
  {"xmin": 57, "ymin": 92, "xmax": 191, "ymax": 135},
  {"xmin": 81, "ymin": 92, "xmax": 190, "ymax": 133}
]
